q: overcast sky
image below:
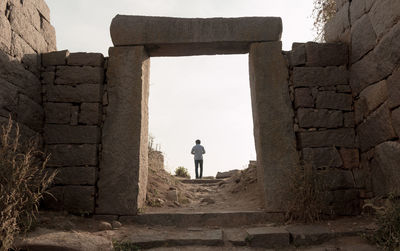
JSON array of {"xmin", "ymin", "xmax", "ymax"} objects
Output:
[{"xmin": 46, "ymin": 0, "xmax": 316, "ymax": 178}]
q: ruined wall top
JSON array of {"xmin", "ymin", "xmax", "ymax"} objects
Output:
[{"xmin": 110, "ymin": 15, "xmax": 282, "ymax": 56}]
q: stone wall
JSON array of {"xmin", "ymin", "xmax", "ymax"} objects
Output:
[
  {"xmin": 0, "ymin": 0, "xmax": 56, "ymax": 138},
  {"xmin": 41, "ymin": 50, "xmax": 105, "ymax": 214},
  {"xmin": 325, "ymin": 0, "xmax": 400, "ymax": 197},
  {"xmin": 287, "ymin": 42, "xmax": 360, "ymax": 215}
]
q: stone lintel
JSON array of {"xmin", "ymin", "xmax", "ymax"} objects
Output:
[{"xmin": 110, "ymin": 15, "xmax": 282, "ymax": 56}]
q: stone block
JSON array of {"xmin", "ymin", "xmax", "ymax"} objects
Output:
[
  {"xmin": 110, "ymin": 16, "xmax": 282, "ymax": 55},
  {"xmin": 294, "ymin": 88, "xmax": 314, "ymax": 108},
  {"xmin": 305, "ymin": 42, "xmax": 348, "ymax": 67},
  {"xmin": 288, "ymin": 44, "xmax": 305, "ymax": 66},
  {"xmin": 392, "ymin": 107, "xmax": 400, "ymax": 137},
  {"xmin": 47, "ymin": 144, "xmax": 98, "ymax": 167},
  {"xmin": 298, "ymin": 108, "xmax": 343, "ymax": 128},
  {"xmin": 32, "ymin": 0, "xmax": 51, "ymax": 21},
  {"xmin": 339, "ymin": 148, "xmax": 360, "ymax": 169},
  {"xmin": 303, "ymin": 147, "xmax": 343, "ymax": 168},
  {"xmin": 246, "ymin": 227, "xmax": 290, "ymax": 248},
  {"xmin": 44, "ymin": 103, "xmax": 72, "ymax": 124},
  {"xmin": 298, "ymin": 128, "xmax": 356, "ymax": 148},
  {"xmin": 350, "ymin": 0, "xmax": 367, "ymax": 24},
  {"xmin": 324, "ymin": 2, "xmax": 350, "ymax": 42},
  {"xmin": 70, "ymin": 105, "xmax": 79, "ymax": 125},
  {"xmin": 44, "ymin": 124, "xmax": 100, "ymax": 144},
  {"xmin": 286, "ymin": 225, "xmax": 332, "ymax": 246},
  {"xmin": 42, "ymin": 50, "xmax": 69, "ymax": 66},
  {"xmin": 344, "ymin": 112, "xmax": 355, "ymax": 127},
  {"xmin": 387, "ymin": 68, "xmax": 400, "ymax": 109},
  {"xmin": 357, "ymin": 104, "xmax": 397, "ymax": 152},
  {"xmin": 55, "ymin": 66, "xmax": 104, "ymax": 85},
  {"xmin": 0, "ymin": 15, "xmax": 12, "ymax": 53},
  {"xmin": 17, "ymin": 94, "xmax": 43, "ymax": 132},
  {"xmin": 371, "ymin": 141, "xmax": 400, "ymax": 196},
  {"xmin": 355, "ymin": 80, "xmax": 388, "ymax": 121},
  {"xmin": 11, "ymin": 32, "xmax": 40, "ymax": 75},
  {"xmin": 319, "ymin": 169, "xmax": 355, "ymax": 190},
  {"xmin": 0, "ymin": 79, "xmax": 18, "ymax": 112},
  {"xmin": 41, "ymin": 71, "xmax": 55, "ymax": 85},
  {"xmin": 0, "ymin": 51, "xmax": 41, "ymax": 103},
  {"xmin": 41, "ymin": 186, "xmax": 64, "ymax": 211},
  {"xmin": 293, "ymin": 66, "xmax": 348, "ymax": 87},
  {"xmin": 68, "ymin": 53, "xmax": 104, "ymax": 66},
  {"xmin": 369, "ymin": 0, "xmax": 400, "ymax": 39},
  {"xmin": 53, "ymin": 166, "xmax": 96, "ymax": 185},
  {"xmin": 46, "ymin": 84, "xmax": 102, "ymax": 103},
  {"xmin": 336, "ymin": 85, "xmax": 352, "ymax": 93},
  {"xmin": 64, "ymin": 186, "xmax": 95, "ymax": 214},
  {"xmin": 351, "ymin": 14, "xmax": 377, "ymax": 63},
  {"xmin": 316, "ymin": 91, "xmax": 352, "ymax": 111},
  {"xmin": 41, "ymin": 19, "xmax": 56, "ymax": 51},
  {"xmin": 79, "ymin": 103, "xmax": 101, "ymax": 125},
  {"xmin": 9, "ymin": 6, "xmax": 47, "ymax": 53}
]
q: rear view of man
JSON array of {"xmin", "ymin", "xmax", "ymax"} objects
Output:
[{"xmin": 191, "ymin": 139, "xmax": 206, "ymax": 179}]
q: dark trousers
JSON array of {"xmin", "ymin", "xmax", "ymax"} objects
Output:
[{"xmin": 195, "ymin": 159, "xmax": 203, "ymax": 179}]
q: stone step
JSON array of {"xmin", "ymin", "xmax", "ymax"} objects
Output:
[
  {"xmin": 120, "ymin": 211, "xmax": 284, "ymax": 227},
  {"xmin": 180, "ymin": 179, "xmax": 224, "ymax": 184}
]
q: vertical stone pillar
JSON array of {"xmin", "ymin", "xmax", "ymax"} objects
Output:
[
  {"xmin": 249, "ymin": 42, "xmax": 299, "ymax": 211},
  {"xmin": 97, "ymin": 46, "xmax": 149, "ymax": 215}
]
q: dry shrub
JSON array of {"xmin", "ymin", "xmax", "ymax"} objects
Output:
[
  {"xmin": 285, "ymin": 163, "xmax": 326, "ymax": 223},
  {"xmin": 312, "ymin": 0, "xmax": 337, "ymax": 41},
  {"xmin": 174, "ymin": 166, "xmax": 190, "ymax": 179},
  {"xmin": 0, "ymin": 117, "xmax": 56, "ymax": 251}
]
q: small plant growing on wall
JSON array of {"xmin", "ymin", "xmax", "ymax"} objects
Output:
[
  {"xmin": 175, "ymin": 166, "xmax": 190, "ymax": 179},
  {"xmin": 312, "ymin": 0, "xmax": 337, "ymax": 42},
  {"xmin": 0, "ymin": 117, "xmax": 56, "ymax": 250}
]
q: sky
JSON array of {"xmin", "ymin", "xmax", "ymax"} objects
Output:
[{"xmin": 46, "ymin": 0, "xmax": 316, "ymax": 178}]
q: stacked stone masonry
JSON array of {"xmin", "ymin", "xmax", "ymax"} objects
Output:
[
  {"xmin": 0, "ymin": 0, "xmax": 56, "ymax": 141},
  {"xmin": 41, "ymin": 50, "xmax": 105, "ymax": 214},
  {"xmin": 325, "ymin": 0, "xmax": 400, "ymax": 198}
]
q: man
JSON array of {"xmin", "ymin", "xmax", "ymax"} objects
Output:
[{"xmin": 191, "ymin": 139, "xmax": 206, "ymax": 179}]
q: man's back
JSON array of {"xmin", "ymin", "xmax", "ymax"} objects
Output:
[{"xmin": 191, "ymin": 144, "xmax": 205, "ymax": 160}]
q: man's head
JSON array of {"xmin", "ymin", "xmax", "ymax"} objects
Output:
[{"xmin": 195, "ymin": 139, "xmax": 201, "ymax": 144}]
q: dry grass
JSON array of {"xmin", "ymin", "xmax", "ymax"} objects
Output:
[
  {"xmin": 174, "ymin": 166, "xmax": 190, "ymax": 179},
  {"xmin": 285, "ymin": 163, "xmax": 326, "ymax": 223},
  {"xmin": 0, "ymin": 117, "xmax": 56, "ymax": 251},
  {"xmin": 312, "ymin": 0, "xmax": 337, "ymax": 42}
]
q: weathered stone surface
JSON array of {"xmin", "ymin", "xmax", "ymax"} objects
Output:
[
  {"xmin": 41, "ymin": 186, "xmax": 64, "ymax": 210},
  {"xmin": 249, "ymin": 42, "xmax": 299, "ymax": 211},
  {"xmin": 17, "ymin": 94, "xmax": 43, "ymax": 132},
  {"xmin": 11, "ymin": 33, "xmax": 40, "ymax": 76},
  {"xmin": 293, "ymin": 66, "xmax": 348, "ymax": 87},
  {"xmin": 325, "ymin": 2, "xmax": 350, "ymax": 42},
  {"xmin": 42, "ymin": 50, "xmax": 68, "ymax": 66},
  {"xmin": 369, "ymin": 0, "xmax": 400, "ymax": 39},
  {"xmin": 298, "ymin": 128, "xmax": 356, "ymax": 148},
  {"xmin": 316, "ymin": 91, "xmax": 352, "ymax": 111},
  {"xmin": 47, "ymin": 144, "xmax": 98, "ymax": 167},
  {"xmin": 371, "ymin": 141, "xmax": 400, "ymax": 196},
  {"xmin": 55, "ymin": 66, "xmax": 104, "ymax": 85},
  {"xmin": 111, "ymin": 15, "xmax": 282, "ymax": 56},
  {"xmin": 9, "ymin": 7, "xmax": 47, "ymax": 53},
  {"xmin": 289, "ymin": 44, "xmax": 305, "ymax": 66},
  {"xmin": 305, "ymin": 42, "xmax": 348, "ymax": 66},
  {"xmin": 297, "ymin": 108, "xmax": 343, "ymax": 128},
  {"xmin": 0, "ymin": 51, "xmax": 41, "ymax": 103},
  {"xmin": 64, "ymin": 186, "xmax": 95, "ymax": 214},
  {"xmin": 46, "ymin": 84, "xmax": 102, "ymax": 103},
  {"xmin": 97, "ymin": 46, "xmax": 149, "ymax": 215},
  {"xmin": 70, "ymin": 105, "xmax": 79, "ymax": 125},
  {"xmin": 392, "ymin": 107, "xmax": 400, "ymax": 137},
  {"xmin": 294, "ymin": 88, "xmax": 314, "ymax": 108},
  {"xmin": 351, "ymin": 14, "xmax": 377, "ymax": 63},
  {"xmin": 41, "ymin": 71, "xmax": 55, "ymax": 85},
  {"xmin": 0, "ymin": 79, "xmax": 18, "ymax": 112},
  {"xmin": 79, "ymin": 103, "xmax": 101, "ymax": 125},
  {"xmin": 286, "ymin": 225, "xmax": 332, "ymax": 246},
  {"xmin": 32, "ymin": 0, "xmax": 51, "ymax": 21},
  {"xmin": 44, "ymin": 103, "xmax": 71, "ymax": 124},
  {"xmin": 216, "ymin": 169, "xmax": 240, "ymax": 179},
  {"xmin": 41, "ymin": 19, "xmax": 56, "ymax": 51},
  {"xmin": 336, "ymin": 85, "xmax": 352, "ymax": 93},
  {"xmin": 344, "ymin": 112, "xmax": 355, "ymax": 127},
  {"xmin": 303, "ymin": 147, "xmax": 343, "ymax": 168},
  {"xmin": 53, "ymin": 166, "xmax": 96, "ymax": 185},
  {"xmin": 319, "ymin": 169, "xmax": 355, "ymax": 190},
  {"xmin": 246, "ymin": 227, "xmax": 290, "ymax": 248},
  {"xmin": 355, "ymin": 80, "xmax": 388, "ymax": 121},
  {"xmin": 339, "ymin": 148, "xmax": 360, "ymax": 169},
  {"xmin": 44, "ymin": 125, "xmax": 100, "ymax": 144},
  {"xmin": 67, "ymin": 53, "xmax": 104, "ymax": 66},
  {"xmin": 0, "ymin": 15, "xmax": 12, "ymax": 53},
  {"xmin": 357, "ymin": 104, "xmax": 397, "ymax": 152},
  {"xmin": 350, "ymin": 0, "xmax": 367, "ymax": 24},
  {"xmin": 387, "ymin": 68, "xmax": 400, "ymax": 109}
]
